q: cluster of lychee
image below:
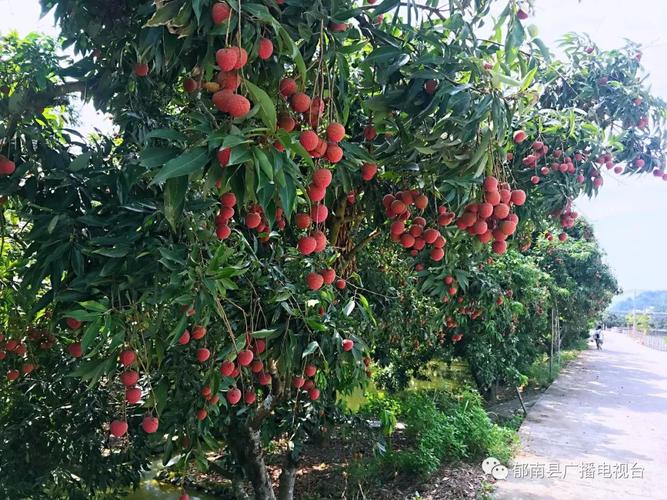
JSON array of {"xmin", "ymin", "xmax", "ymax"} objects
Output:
[
  {"xmin": 291, "ymin": 363, "xmax": 321, "ymax": 401},
  {"xmin": 383, "ymin": 190, "xmax": 449, "ymax": 262},
  {"xmin": 214, "ymin": 192, "xmax": 237, "ymax": 241},
  {"xmin": 108, "ymin": 348, "xmax": 160, "ymax": 438},
  {"xmin": 1, "ymin": 332, "xmax": 33, "ymax": 381},
  {"xmin": 210, "ymin": 47, "xmax": 252, "ymax": 118},
  {"xmin": 455, "ymin": 176, "xmax": 525, "ymax": 254},
  {"xmin": 218, "ymin": 338, "xmax": 273, "ymax": 408},
  {"xmin": 512, "ymin": 130, "xmax": 602, "ymax": 188}
]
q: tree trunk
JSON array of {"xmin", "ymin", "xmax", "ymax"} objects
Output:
[
  {"xmin": 277, "ymin": 451, "xmax": 298, "ymax": 500},
  {"xmin": 227, "ymin": 421, "xmax": 276, "ymax": 500}
]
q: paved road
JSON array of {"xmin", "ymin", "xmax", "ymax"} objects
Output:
[{"xmin": 494, "ymin": 331, "xmax": 667, "ymax": 500}]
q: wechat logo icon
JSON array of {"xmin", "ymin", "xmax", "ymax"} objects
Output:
[{"xmin": 482, "ymin": 457, "xmax": 509, "ymax": 480}]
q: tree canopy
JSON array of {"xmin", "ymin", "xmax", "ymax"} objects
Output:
[{"xmin": 0, "ymin": 1, "xmax": 659, "ymax": 498}]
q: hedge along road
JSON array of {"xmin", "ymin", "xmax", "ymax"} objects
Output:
[{"xmin": 493, "ymin": 330, "xmax": 667, "ymax": 500}]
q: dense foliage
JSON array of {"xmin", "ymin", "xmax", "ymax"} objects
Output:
[{"xmin": 0, "ymin": 0, "xmax": 657, "ymax": 498}]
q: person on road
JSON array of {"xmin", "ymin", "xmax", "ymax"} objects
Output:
[{"xmin": 593, "ymin": 325, "xmax": 603, "ymax": 350}]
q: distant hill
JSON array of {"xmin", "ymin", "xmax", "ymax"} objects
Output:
[{"xmin": 611, "ymin": 291, "xmax": 667, "ymax": 313}]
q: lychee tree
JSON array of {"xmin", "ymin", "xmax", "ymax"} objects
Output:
[{"xmin": 0, "ymin": 0, "xmax": 665, "ymax": 498}]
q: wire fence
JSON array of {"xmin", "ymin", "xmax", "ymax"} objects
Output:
[{"xmin": 617, "ymin": 328, "xmax": 667, "ymax": 352}]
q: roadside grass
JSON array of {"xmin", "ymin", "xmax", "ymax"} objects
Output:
[{"xmin": 526, "ymin": 339, "xmax": 588, "ymax": 389}]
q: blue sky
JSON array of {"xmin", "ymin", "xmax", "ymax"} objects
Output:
[{"xmin": 2, "ymin": 0, "xmax": 667, "ymax": 293}]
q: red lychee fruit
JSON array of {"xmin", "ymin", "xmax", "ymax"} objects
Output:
[
  {"xmin": 250, "ymin": 359, "xmax": 263, "ymax": 373},
  {"xmin": 183, "ymin": 78, "xmax": 198, "ymax": 93},
  {"xmin": 326, "ymin": 144, "xmax": 344, "ymax": 163},
  {"xmin": 414, "ymin": 194, "xmax": 428, "ymax": 210},
  {"xmin": 216, "ymin": 48, "xmax": 238, "ymax": 72},
  {"xmin": 329, "ymin": 22, "xmax": 348, "ymax": 32},
  {"xmin": 258, "ymin": 372, "xmax": 272, "ymax": 385},
  {"xmin": 212, "ymin": 89, "xmax": 233, "ymax": 111},
  {"xmin": 327, "ymin": 122, "xmax": 345, "ymax": 142},
  {"xmin": 142, "ymin": 415, "xmax": 159, "ymax": 434},
  {"xmin": 258, "ymin": 38, "xmax": 273, "ymax": 60},
  {"xmin": 309, "ymin": 388, "xmax": 320, "ymax": 400},
  {"xmin": 363, "ymin": 125, "xmax": 377, "ymax": 141},
  {"xmin": 192, "ymin": 326, "xmax": 207, "ymax": 340},
  {"xmin": 197, "ymin": 408, "xmax": 208, "ymax": 421},
  {"xmin": 217, "ymin": 147, "xmax": 231, "ymax": 167},
  {"xmin": 220, "ymin": 360, "xmax": 235, "ymax": 377},
  {"xmin": 513, "ymin": 130, "xmax": 527, "ymax": 143},
  {"xmin": 211, "ymin": 2, "xmax": 232, "ymax": 24},
  {"xmin": 291, "ymin": 92, "xmax": 311, "ymax": 113},
  {"xmin": 493, "ymin": 203, "xmax": 510, "ymax": 219},
  {"xmin": 126, "ymin": 387, "xmax": 142, "ymax": 404},
  {"xmin": 119, "ymin": 349, "xmax": 136, "ymax": 367},
  {"xmin": 430, "ymin": 247, "xmax": 445, "ymax": 261},
  {"xmin": 227, "ymin": 387, "xmax": 242, "ymax": 405},
  {"xmin": 305, "ymin": 364, "xmax": 317, "ymax": 377},
  {"xmin": 254, "ymin": 339, "xmax": 267, "ymax": 354},
  {"xmin": 312, "ymin": 230, "xmax": 327, "ymax": 252},
  {"xmin": 485, "ymin": 191, "xmax": 501, "ymax": 206},
  {"xmin": 246, "ymin": 212, "xmax": 261, "ymax": 229},
  {"xmin": 134, "ymin": 63, "xmax": 149, "ymax": 77},
  {"xmin": 424, "ymin": 79, "xmax": 438, "ymax": 94},
  {"xmin": 400, "ymin": 233, "xmax": 416, "ymax": 248},
  {"xmin": 68, "ymin": 342, "xmax": 83, "ymax": 358},
  {"xmin": 433, "ymin": 235, "xmax": 446, "ymax": 248},
  {"xmin": 313, "ymin": 168, "xmax": 333, "ymax": 188},
  {"xmin": 295, "ymin": 213, "xmax": 312, "ymax": 229},
  {"xmin": 110, "ymin": 420, "xmax": 128, "ymax": 437},
  {"xmin": 321, "ymin": 268, "xmax": 336, "ymax": 284},
  {"xmin": 492, "ymin": 240, "xmax": 507, "ymax": 254},
  {"xmin": 335, "ymin": 278, "xmax": 347, "ymax": 289},
  {"xmin": 279, "ymin": 78, "xmax": 297, "ymax": 97},
  {"xmin": 227, "ymin": 94, "xmax": 251, "ymax": 118},
  {"xmin": 0, "ymin": 156, "xmax": 16, "ymax": 176},
  {"xmin": 278, "ymin": 112, "xmax": 296, "ymax": 132},
  {"xmin": 298, "ymin": 236, "xmax": 317, "ymax": 255},
  {"xmin": 300, "ymin": 131, "xmax": 319, "ymax": 151},
  {"xmin": 66, "ymin": 317, "xmax": 82, "ymax": 330},
  {"xmin": 483, "ymin": 176, "xmax": 498, "ymax": 192},
  {"xmin": 361, "ymin": 163, "xmax": 378, "ymax": 181},
  {"xmin": 311, "ymin": 204, "xmax": 328, "ymax": 223},
  {"xmin": 530, "ymin": 176, "xmax": 540, "ymax": 184},
  {"xmin": 244, "ymin": 390, "xmax": 256, "ymax": 404},
  {"xmin": 121, "ymin": 370, "xmax": 139, "ymax": 387},
  {"xmin": 231, "ymin": 47, "xmax": 248, "ymax": 69},
  {"xmin": 196, "ymin": 348, "xmax": 211, "ymax": 363},
  {"xmin": 178, "ymin": 329, "xmax": 191, "ymax": 345},
  {"xmin": 306, "ymin": 272, "xmax": 324, "ymax": 291},
  {"xmin": 510, "ymin": 189, "xmax": 526, "ymax": 206},
  {"xmin": 238, "ymin": 349, "xmax": 254, "ymax": 366},
  {"xmin": 307, "ymin": 183, "xmax": 326, "ymax": 202},
  {"xmin": 217, "ymin": 70, "xmax": 241, "ymax": 91},
  {"xmin": 423, "ymin": 228, "xmax": 439, "ymax": 244},
  {"xmin": 342, "ymin": 339, "xmax": 354, "ymax": 351}
]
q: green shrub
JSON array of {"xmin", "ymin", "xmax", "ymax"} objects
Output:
[{"xmin": 357, "ymin": 389, "xmax": 517, "ymax": 480}]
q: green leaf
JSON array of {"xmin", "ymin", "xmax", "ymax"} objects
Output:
[
  {"xmin": 151, "ymin": 147, "xmax": 210, "ymax": 184},
  {"xmin": 140, "ymin": 146, "xmax": 179, "ymax": 168},
  {"xmin": 144, "ymin": 128, "xmax": 187, "ymax": 142},
  {"xmin": 302, "ymin": 340, "xmax": 320, "ymax": 358},
  {"xmin": 343, "ymin": 299, "xmax": 355, "ymax": 316},
  {"xmin": 277, "ymin": 27, "xmax": 307, "ymax": 84},
  {"xmin": 68, "ymin": 152, "xmax": 91, "ymax": 172},
  {"xmin": 144, "ymin": 0, "xmax": 183, "ymax": 27},
  {"xmin": 164, "ymin": 176, "xmax": 188, "ymax": 231},
  {"xmin": 245, "ymin": 81, "xmax": 276, "ymax": 130},
  {"xmin": 252, "ymin": 329, "xmax": 278, "ymax": 339}
]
